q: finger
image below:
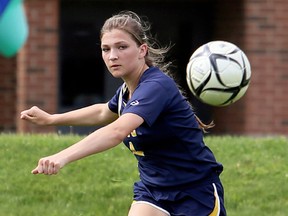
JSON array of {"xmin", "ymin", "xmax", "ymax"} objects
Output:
[
  {"xmin": 36, "ymin": 160, "xmax": 44, "ymax": 174},
  {"xmin": 20, "ymin": 109, "xmax": 27, "ymax": 115},
  {"xmin": 20, "ymin": 113, "xmax": 27, "ymax": 119},
  {"xmin": 54, "ymin": 163, "xmax": 61, "ymax": 174},
  {"xmin": 31, "ymin": 168, "xmax": 39, "ymax": 174},
  {"xmin": 48, "ymin": 162, "xmax": 55, "ymax": 175},
  {"xmin": 20, "ymin": 113, "xmax": 33, "ymax": 121},
  {"xmin": 31, "ymin": 162, "xmax": 44, "ymax": 174},
  {"xmin": 43, "ymin": 160, "xmax": 50, "ymax": 175}
]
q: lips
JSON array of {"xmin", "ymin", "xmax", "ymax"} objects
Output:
[{"xmin": 111, "ymin": 64, "xmax": 121, "ymax": 69}]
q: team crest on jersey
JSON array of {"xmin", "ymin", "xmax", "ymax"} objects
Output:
[{"xmin": 130, "ymin": 100, "xmax": 139, "ymax": 106}]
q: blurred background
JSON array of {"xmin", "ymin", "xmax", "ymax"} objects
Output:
[{"xmin": 1, "ymin": 0, "xmax": 287, "ymax": 135}]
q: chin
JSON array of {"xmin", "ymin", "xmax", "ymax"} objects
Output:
[{"xmin": 110, "ymin": 72, "xmax": 122, "ymax": 78}]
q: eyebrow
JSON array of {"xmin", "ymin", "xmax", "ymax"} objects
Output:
[{"xmin": 101, "ymin": 40, "xmax": 128, "ymax": 47}]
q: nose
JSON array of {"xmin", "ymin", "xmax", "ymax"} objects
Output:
[{"xmin": 109, "ymin": 49, "xmax": 118, "ymax": 61}]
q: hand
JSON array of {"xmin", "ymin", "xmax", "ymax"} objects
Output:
[
  {"xmin": 32, "ymin": 154, "xmax": 66, "ymax": 175},
  {"xmin": 20, "ymin": 106, "xmax": 52, "ymax": 125}
]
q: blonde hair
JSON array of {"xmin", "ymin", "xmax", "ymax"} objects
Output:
[{"xmin": 100, "ymin": 11, "xmax": 214, "ymax": 132}]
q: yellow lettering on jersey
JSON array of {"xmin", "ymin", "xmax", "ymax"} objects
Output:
[
  {"xmin": 127, "ymin": 129, "xmax": 137, "ymax": 138},
  {"xmin": 129, "ymin": 142, "xmax": 144, "ymax": 156}
]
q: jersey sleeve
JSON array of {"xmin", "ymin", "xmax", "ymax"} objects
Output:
[{"xmin": 123, "ymin": 81, "xmax": 173, "ymax": 127}]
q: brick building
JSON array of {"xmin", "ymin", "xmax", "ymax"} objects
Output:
[{"xmin": 1, "ymin": 0, "xmax": 288, "ymax": 135}]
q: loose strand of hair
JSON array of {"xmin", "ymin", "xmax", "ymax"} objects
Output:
[{"xmin": 194, "ymin": 114, "xmax": 215, "ymax": 133}]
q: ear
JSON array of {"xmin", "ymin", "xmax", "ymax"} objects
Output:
[{"xmin": 139, "ymin": 43, "xmax": 148, "ymax": 58}]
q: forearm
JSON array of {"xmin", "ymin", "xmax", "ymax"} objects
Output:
[
  {"xmin": 56, "ymin": 123, "xmax": 124, "ymax": 165},
  {"xmin": 20, "ymin": 104, "xmax": 117, "ymax": 127},
  {"xmin": 31, "ymin": 113, "xmax": 143, "ymax": 175},
  {"xmin": 50, "ymin": 103, "xmax": 117, "ymax": 126}
]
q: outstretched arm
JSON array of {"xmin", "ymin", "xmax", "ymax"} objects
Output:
[
  {"xmin": 31, "ymin": 113, "xmax": 144, "ymax": 175},
  {"xmin": 20, "ymin": 103, "xmax": 118, "ymax": 126}
]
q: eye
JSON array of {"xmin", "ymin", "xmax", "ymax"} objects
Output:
[
  {"xmin": 101, "ymin": 47, "xmax": 109, "ymax": 52},
  {"xmin": 119, "ymin": 45, "xmax": 128, "ymax": 50}
]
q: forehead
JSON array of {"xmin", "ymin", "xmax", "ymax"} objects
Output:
[{"xmin": 101, "ymin": 29, "xmax": 134, "ymax": 46}]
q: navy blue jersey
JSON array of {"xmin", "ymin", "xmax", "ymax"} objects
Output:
[{"xmin": 108, "ymin": 66, "xmax": 223, "ymax": 187}]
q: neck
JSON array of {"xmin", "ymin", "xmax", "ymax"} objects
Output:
[{"xmin": 124, "ymin": 64, "xmax": 149, "ymax": 98}]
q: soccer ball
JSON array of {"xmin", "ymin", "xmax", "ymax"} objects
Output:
[{"xmin": 186, "ymin": 40, "xmax": 251, "ymax": 107}]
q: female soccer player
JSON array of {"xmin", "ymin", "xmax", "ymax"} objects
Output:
[{"xmin": 20, "ymin": 11, "xmax": 226, "ymax": 216}]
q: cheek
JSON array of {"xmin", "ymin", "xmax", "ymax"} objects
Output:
[
  {"xmin": 102, "ymin": 52, "xmax": 106, "ymax": 59},
  {"xmin": 124, "ymin": 53, "xmax": 141, "ymax": 67},
  {"xmin": 102, "ymin": 53, "xmax": 109, "ymax": 64},
  {"xmin": 126, "ymin": 49, "xmax": 142, "ymax": 61}
]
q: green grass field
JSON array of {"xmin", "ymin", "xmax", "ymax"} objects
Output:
[{"xmin": 0, "ymin": 134, "xmax": 287, "ymax": 216}]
